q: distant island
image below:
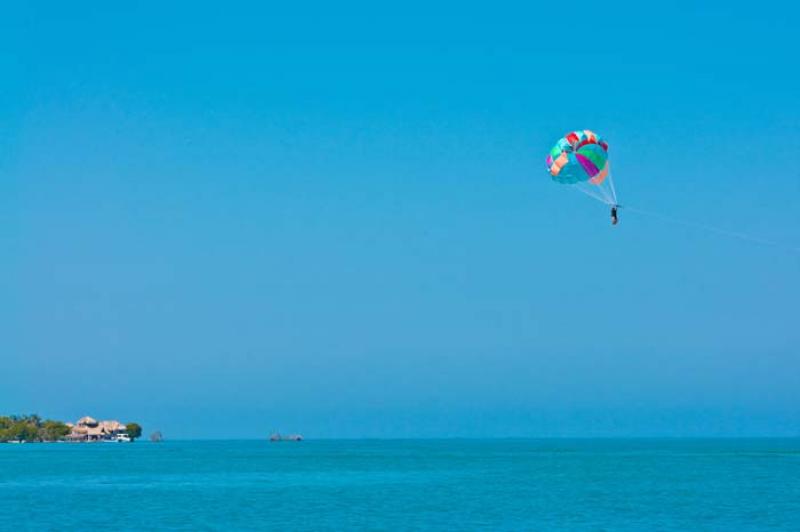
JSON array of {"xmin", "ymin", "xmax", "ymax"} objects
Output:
[{"xmin": 0, "ymin": 415, "xmax": 142, "ymax": 443}]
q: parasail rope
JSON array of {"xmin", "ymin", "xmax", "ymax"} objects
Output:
[
  {"xmin": 624, "ymin": 206, "xmax": 800, "ymax": 253},
  {"xmin": 572, "ymin": 183, "xmax": 613, "ymax": 205},
  {"xmin": 606, "ymin": 172, "xmax": 618, "ymax": 205},
  {"xmin": 598, "ymin": 182, "xmax": 615, "ymax": 205}
]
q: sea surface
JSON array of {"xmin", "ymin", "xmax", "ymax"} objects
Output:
[{"xmin": 2, "ymin": 439, "xmax": 799, "ymax": 530}]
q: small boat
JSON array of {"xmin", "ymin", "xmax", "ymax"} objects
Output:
[{"xmin": 269, "ymin": 433, "xmax": 303, "ymax": 442}]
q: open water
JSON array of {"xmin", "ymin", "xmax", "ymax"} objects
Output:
[{"xmin": 1, "ymin": 439, "xmax": 799, "ymax": 530}]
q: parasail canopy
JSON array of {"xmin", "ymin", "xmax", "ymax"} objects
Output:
[{"xmin": 546, "ymin": 129, "xmax": 618, "ymax": 206}]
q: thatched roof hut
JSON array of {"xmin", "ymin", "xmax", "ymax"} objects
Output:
[
  {"xmin": 77, "ymin": 416, "xmax": 98, "ymax": 427},
  {"xmin": 99, "ymin": 420, "xmax": 125, "ymax": 433},
  {"xmin": 67, "ymin": 416, "xmax": 129, "ymax": 441}
]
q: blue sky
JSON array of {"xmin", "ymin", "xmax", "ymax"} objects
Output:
[{"xmin": 2, "ymin": 1, "xmax": 799, "ymax": 438}]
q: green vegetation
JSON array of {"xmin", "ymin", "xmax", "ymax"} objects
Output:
[
  {"xmin": 126, "ymin": 422, "xmax": 143, "ymax": 440},
  {"xmin": 0, "ymin": 415, "xmax": 70, "ymax": 443}
]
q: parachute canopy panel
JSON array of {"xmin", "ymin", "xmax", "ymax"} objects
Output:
[
  {"xmin": 546, "ymin": 130, "xmax": 609, "ymax": 184},
  {"xmin": 545, "ymin": 129, "xmax": 617, "ymax": 206}
]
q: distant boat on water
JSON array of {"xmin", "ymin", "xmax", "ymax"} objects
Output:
[
  {"xmin": 104, "ymin": 433, "xmax": 131, "ymax": 443},
  {"xmin": 269, "ymin": 433, "xmax": 303, "ymax": 442}
]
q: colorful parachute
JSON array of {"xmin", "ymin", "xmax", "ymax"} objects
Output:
[{"xmin": 546, "ymin": 130, "xmax": 618, "ymax": 206}]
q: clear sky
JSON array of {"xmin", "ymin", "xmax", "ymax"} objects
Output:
[{"xmin": 3, "ymin": 1, "xmax": 799, "ymax": 438}]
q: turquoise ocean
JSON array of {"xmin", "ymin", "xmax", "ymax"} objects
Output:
[{"xmin": 2, "ymin": 439, "xmax": 799, "ymax": 530}]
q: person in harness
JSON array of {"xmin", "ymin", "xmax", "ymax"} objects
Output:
[{"xmin": 611, "ymin": 205, "xmax": 619, "ymax": 225}]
